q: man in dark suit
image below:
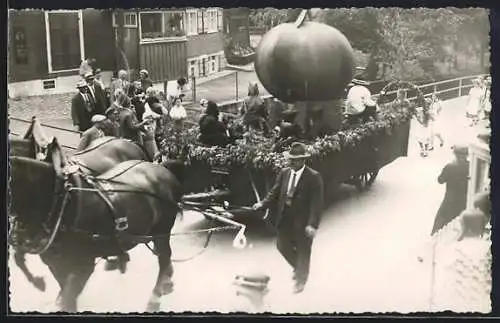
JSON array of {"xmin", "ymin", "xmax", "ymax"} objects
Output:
[
  {"xmin": 71, "ymin": 81, "xmax": 97, "ymax": 132},
  {"xmin": 84, "ymin": 72, "xmax": 107, "ymax": 115},
  {"xmin": 253, "ymin": 142, "xmax": 324, "ymax": 293}
]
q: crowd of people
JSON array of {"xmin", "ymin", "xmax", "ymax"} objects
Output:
[{"xmin": 72, "ymin": 59, "xmax": 190, "ymax": 161}]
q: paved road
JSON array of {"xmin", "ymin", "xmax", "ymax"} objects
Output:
[
  {"xmin": 8, "ymin": 97, "xmax": 476, "ymax": 313},
  {"xmin": 185, "ymin": 70, "xmax": 269, "ymax": 105}
]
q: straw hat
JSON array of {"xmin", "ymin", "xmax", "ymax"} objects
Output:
[
  {"xmin": 76, "ymin": 80, "xmax": 87, "ymax": 88},
  {"xmin": 84, "ymin": 72, "xmax": 94, "ymax": 80},
  {"xmin": 283, "ymin": 142, "xmax": 311, "ymax": 159}
]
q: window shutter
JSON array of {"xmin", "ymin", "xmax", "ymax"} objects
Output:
[
  {"xmin": 202, "ymin": 10, "xmax": 208, "ymax": 33},
  {"xmin": 197, "ymin": 10, "xmax": 203, "ymax": 34},
  {"xmin": 217, "ymin": 9, "xmax": 223, "ymax": 31}
]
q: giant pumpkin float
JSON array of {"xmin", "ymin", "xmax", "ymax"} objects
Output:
[{"xmin": 254, "ymin": 10, "xmax": 355, "ymax": 137}]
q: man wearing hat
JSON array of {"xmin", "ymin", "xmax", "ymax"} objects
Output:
[
  {"xmin": 253, "ymin": 142, "xmax": 324, "ymax": 293},
  {"xmin": 430, "ymin": 144, "xmax": 470, "ymax": 235},
  {"xmin": 345, "ymin": 81, "xmax": 378, "ymax": 124},
  {"xmin": 71, "ymin": 81, "xmax": 98, "ymax": 132},
  {"xmin": 84, "ymin": 71, "xmax": 107, "ymax": 115},
  {"xmin": 76, "ymin": 114, "xmax": 107, "ymax": 151}
]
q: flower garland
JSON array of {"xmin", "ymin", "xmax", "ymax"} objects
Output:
[{"xmin": 160, "ymin": 81, "xmax": 422, "ymax": 173}]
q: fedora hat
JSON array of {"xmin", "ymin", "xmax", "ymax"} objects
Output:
[{"xmin": 284, "ymin": 142, "xmax": 311, "ymax": 159}]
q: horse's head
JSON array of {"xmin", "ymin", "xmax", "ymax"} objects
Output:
[{"xmin": 9, "ymin": 156, "xmax": 57, "ymax": 230}]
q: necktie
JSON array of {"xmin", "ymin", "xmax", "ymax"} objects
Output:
[{"xmin": 286, "ymin": 171, "xmax": 297, "ymax": 207}]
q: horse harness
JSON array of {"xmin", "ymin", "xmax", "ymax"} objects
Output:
[{"xmin": 9, "ymin": 160, "xmax": 178, "ymax": 256}]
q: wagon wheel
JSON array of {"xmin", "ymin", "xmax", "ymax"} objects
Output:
[{"xmin": 353, "ymin": 170, "xmax": 379, "ymax": 191}]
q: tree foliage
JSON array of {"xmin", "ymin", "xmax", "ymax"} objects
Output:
[{"xmin": 249, "ymin": 7, "xmax": 489, "ymax": 80}]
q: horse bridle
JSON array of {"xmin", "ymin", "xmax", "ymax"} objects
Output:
[{"xmin": 8, "ymin": 162, "xmax": 77, "ymax": 255}]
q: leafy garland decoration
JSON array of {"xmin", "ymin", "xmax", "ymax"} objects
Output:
[{"xmin": 160, "ymin": 80, "xmax": 424, "ymax": 173}]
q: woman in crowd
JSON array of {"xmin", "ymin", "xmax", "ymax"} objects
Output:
[
  {"xmin": 199, "ymin": 100, "xmax": 230, "ymax": 147},
  {"xmin": 240, "ymin": 82, "xmax": 268, "ymax": 134},
  {"xmin": 169, "ymin": 96, "xmax": 188, "ymax": 131},
  {"xmin": 116, "ymin": 94, "xmax": 147, "ymax": 144},
  {"xmin": 110, "ymin": 70, "xmax": 130, "ymax": 103},
  {"xmin": 429, "ymin": 93, "xmax": 445, "ymax": 150},
  {"xmin": 129, "ymin": 80, "xmax": 146, "ymax": 122},
  {"xmin": 145, "ymin": 87, "xmax": 169, "ymax": 147},
  {"xmin": 139, "ymin": 69, "xmax": 154, "ymax": 92},
  {"xmin": 465, "ymin": 78, "xmax": 483, "ymax": 126},
  {"xmin": 431, "ymin": 144, "xmax": 469, "ymax": 235}
]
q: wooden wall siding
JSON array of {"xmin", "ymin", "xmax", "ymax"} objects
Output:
[
  {"xmin": 9, "ymin": 9, "xmax": 115, "ymax": 83},
  {"xmin": 114, "ymin": 27, "xmax": 140, "ymax": 78},
  {"xmin": 140, "ymin": 41, "xmax": 187, "ymax": 82},
  {"xmin": 82, "ymin": 9, "xmax": 115, "ymax": 71},
  {"xmin": 9, "ymin": 10, "xmax": 48, "ymax": 82},
  {"xmin": 187, "ymin": 32, "xmax": 224, "ymax": 58}
]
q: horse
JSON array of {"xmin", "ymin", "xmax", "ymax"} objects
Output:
[
  {"xmin": 9, "ymin": 155, "xmax": 182, "ymax": 312},
  {"xmin": 8, "ymin": 118, "xmax": 169, "ymax": 290}
]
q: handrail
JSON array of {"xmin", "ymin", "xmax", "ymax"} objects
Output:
[{"xmin": 217, "ymin": 73, "xmax": 488, "ymax": 108}]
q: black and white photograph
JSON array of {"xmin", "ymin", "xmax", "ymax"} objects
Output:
[{"xmin": 7, "ymin": 6, "xmax": 492, "ymax": 314}]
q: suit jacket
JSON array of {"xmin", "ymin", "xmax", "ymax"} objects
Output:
[
  {"xmin": 77, "ymin": 126, "xmax": 104, "ymax": 151},
  {"xmin": 260, "ymin": 166, "xmax": 324, "ymax": 231},
  {"xmin": 71, "ymin": 93, "xmax": 95, "ymax": 132},
  {"xmin": 88, "ymin": 83, "xmax": 107, "ymax": 115}
]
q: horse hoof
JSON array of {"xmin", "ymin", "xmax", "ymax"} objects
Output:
[
  {"xmin": 146, "ymin": 301, "xmax": 161, "ymax": 313},
  {"xmin": 32, "ymin": 276, "xmax": 46, "ymax": 292},
  {"xmin": 161, "ymin": 281, "xmax": 174, "ymax": 295},
  {"xmin": 119, "ymin": 262, "xmax": 128, "ymax": 274}
]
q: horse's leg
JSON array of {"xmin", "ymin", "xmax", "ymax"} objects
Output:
[
  {"xmin": 146, "ymin": 237, "xmax": 174, "ymax": 313},
  {"xmin": 13, "ymin": 250, "xmax": 46, "ymax": 292},
  {"xmin": 55, "ymin": 255, "xmax": 95, "ymax": 313}
]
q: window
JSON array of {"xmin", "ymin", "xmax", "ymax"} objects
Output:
[
  {"xmin": 206, "ymin": 9, "xmax": 218, "ymax": 33},
  {"xmin": 140, "ymin": 11, "xmax": 185, "ymax": 40},
  {"xmin": 113, "ymin": 12, "xmax": 138, "ymax": 27},
  {"xmin": 189, "ymin": 59, "xmax": 198, "ymax": 77},
  {"xmin": 45, "ymin": 11, "xmax": 84, "ymax": 72},
  {"xmin": 186, "ymin": 9, "xmax": 197, "ymax": 35},
  {"xmin": 209, "ymin": 55, "xmax": 217, "ymax": 74}
]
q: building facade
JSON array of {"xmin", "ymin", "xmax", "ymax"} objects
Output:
[
  {"xmin": 113, "ymin": 8, "xmax": 226, "ymax": 83},
  {"xmin": 8, "ymin": 9, "xmax": 115, "ymax": 97},
  {"xmin": 8, "ymin": 8, "xmax": 227, "ymax": 97}
]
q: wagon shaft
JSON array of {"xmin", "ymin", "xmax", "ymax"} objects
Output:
[{"xmin": 182, "ymin": 189, "xmax": 231, "ymax": 202}]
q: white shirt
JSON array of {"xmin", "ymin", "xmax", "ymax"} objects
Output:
[{"xmin": 287, "ymin": 165, "xmax": 305, "ymax": 194}]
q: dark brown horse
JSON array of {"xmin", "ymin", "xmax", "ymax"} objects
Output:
[
  {"xmin": 8, "ymin": 119, "xmax": 153, "ymax": 293},
  {"xmin": 9, "ymin": 155, "xmax": 181, "ymax": 312}
]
